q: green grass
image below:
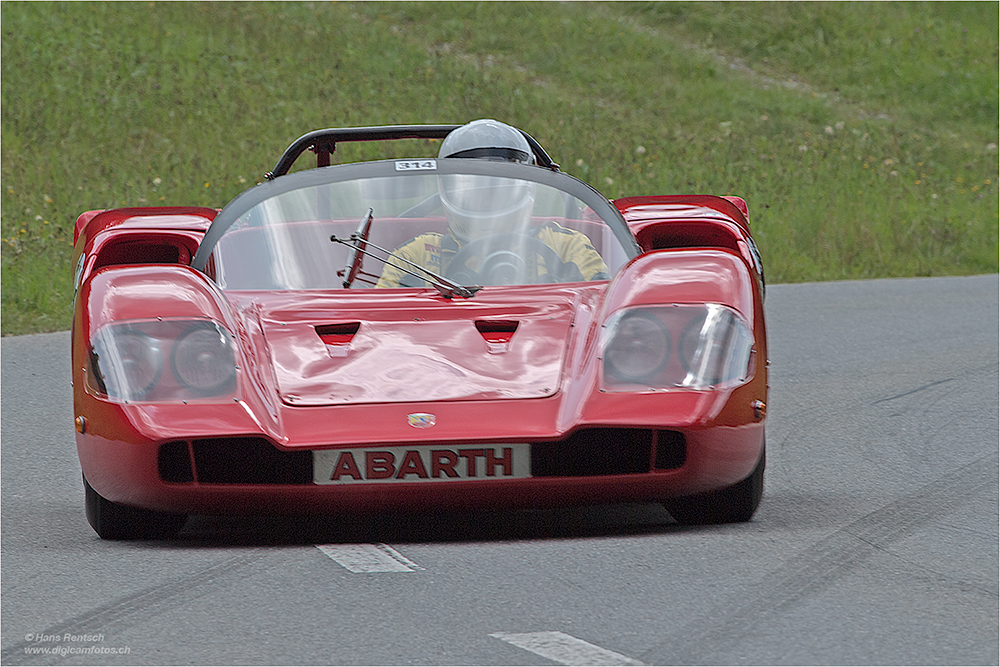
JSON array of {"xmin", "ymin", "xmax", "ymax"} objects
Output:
[{"xmin": 2, "ymin": 1, "xmax": 997, "ymax": 335}]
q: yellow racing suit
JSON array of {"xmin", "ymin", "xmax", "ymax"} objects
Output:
[{"xmin": 375, "ymin": 221, "xmax": 609, "ymax": 288}]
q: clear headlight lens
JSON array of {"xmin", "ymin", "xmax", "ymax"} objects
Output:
[
  {"xmin": 89, "ymin": 328, "xmax": 162, "ymax": 401},
  {"xmin": 677, "ymin": 305, "xmax": 755, "ymax": 388},
  {"xmin": 88, "ymin": 319, "xmax": 237, "ymax": 402},
  {"xmin": 601, "ymin": 304, "xmax": 755, "ymax": 391}
]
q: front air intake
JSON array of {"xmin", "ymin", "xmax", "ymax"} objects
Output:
[
  {"xmin": 192, "ymin": 437, "xmax": 312, "ymax": 484},
  {"xmin": 158, "ymin": 429, "xmax": 687, "ymax": 485},
  {"xmin": 531, "ymin": 428, "xmax": 653, "ymax": 476},
  {"xmin": 531, "ymin": 428, "xmax": 686, "ymax": 476},
  {"xmin": 653, "ymin": 430, "xmax": 687, "ymax": 470},
  {"xmin": 158, "ymin": 441, "xmax": 194, "ymax": 483}
]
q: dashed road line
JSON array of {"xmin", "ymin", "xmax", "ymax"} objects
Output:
[
  {"xmin": 490, "ymin": 631, "xmax": 644, "ymax": 666},
  {"xmin": 316, "ymin": 544, "xmax": 424, "ymax": 572}
]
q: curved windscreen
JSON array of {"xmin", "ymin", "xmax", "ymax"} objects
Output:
[{"xmin": 200, "ymin": 159, "xmax": 637, "ymax": 291}]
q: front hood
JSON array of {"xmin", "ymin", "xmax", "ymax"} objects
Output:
[{"xmin": 254, "ymin": 288, "xmax": 597, "ymax": 406}]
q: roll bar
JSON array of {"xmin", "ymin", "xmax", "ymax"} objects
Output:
[{"xmin": 265, "ymin": 124, "xmax": 559, "ymax": 179}]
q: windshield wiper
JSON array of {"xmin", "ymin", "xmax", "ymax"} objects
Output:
[
  {"xmin": 339, "ymin": 208, "xmax": 373, "ymax": 288},
  {"xmin": 331, "ymin": 214, "xmax": 481, "ymax": 299}
]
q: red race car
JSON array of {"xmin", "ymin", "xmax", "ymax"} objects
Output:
[{"xmin": 71, "ymin": 120, "xmax": 768, "ymax": 539}]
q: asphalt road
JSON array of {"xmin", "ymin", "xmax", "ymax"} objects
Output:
[{"xmin": 2, "ymin": 275, "xmax": 997, "ymax": 666}]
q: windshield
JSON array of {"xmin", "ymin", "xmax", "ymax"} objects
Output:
[{"xmin": 196, "ymin": 159, "xmax": 638, "ymax": 291}]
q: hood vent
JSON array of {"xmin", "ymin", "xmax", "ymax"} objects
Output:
[
  {"xmin": 316, "ymin": 322, "xmax": 360, "ymax": 356},
  {"xmin": 475, "ymin": 319, "xmax": 519, "ymax": 354}
]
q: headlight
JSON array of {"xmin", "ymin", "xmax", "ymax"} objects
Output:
[
  {"xmin": 87, "ymin": 319, "xmax": 237, "ymax": 402},
  {"xmin": 171, "ymin": 322, "xmax": 237, "ymax": 395},
  {"xmin": 90, "ymin": 328, "xmax": 162, "ymax": 401},
  {"xmin": 601, "ymin": 304, "xmax": 754, "ymax": 391},
  {"xmin": 678, "ymin": 305, "xmax": 755, "ymax": 388},
  {"xmin": 603, "ymin": 311, "xmax": 670, "ymax": 382}
]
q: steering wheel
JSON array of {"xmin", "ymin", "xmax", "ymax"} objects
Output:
[{"xmin": 444, "ymin": 232, "xmax": 580, "ymax": 286}]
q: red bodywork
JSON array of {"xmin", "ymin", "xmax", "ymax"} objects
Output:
[{"xmin": 71, "ymin": 195, "xmax": 767, "ymax": 516}]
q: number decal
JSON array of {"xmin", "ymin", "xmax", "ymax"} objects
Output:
[{"xmin": 395, "ymin": 160, "xmax": 437, "ymax": 171}]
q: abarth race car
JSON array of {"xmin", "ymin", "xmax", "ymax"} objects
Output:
[{"xmin": 71, "ymin": 121, "xmax": 768, "ymax": 539}]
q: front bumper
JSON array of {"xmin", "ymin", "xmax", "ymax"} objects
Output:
[
  {"xmin": 75, "ymin": 355, "xmax": 767, "ymax": 515},
  {"xmin": 77, "ymin": 422, "xmax": 764, "ymax": 515}
]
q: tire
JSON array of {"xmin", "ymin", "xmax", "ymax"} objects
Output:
[
  {"xmin": 663, "ymin": 442, "xmax": 765, "ymax": 525},
  {"xmin": 84, "ymin": 474, "xmax": 187, "ymax": 540}
]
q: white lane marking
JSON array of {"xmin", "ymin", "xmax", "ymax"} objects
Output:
[
  {"xmin": 490, "ymin": 631, "xmax": 644, "ymax": 666},
  {"xmin": 316, "ymin": 544, "xmax": 424, "ymax": 572}
]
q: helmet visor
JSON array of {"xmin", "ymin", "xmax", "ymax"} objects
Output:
[
  {"xmin": 440, "ymin": 174, "xmax": 533, "ymax": 216},
  {"xmin": 439, "ymin": 174, "xmax": 535, "ymax": 240}
]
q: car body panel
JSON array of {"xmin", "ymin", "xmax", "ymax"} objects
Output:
[
  {"xmin": 257, "ymin": 289, "xmax": 576, "ymax": 405},
  {"xmin": 72, "ymin": 129, "xmax": 768, "ymax": 529}
]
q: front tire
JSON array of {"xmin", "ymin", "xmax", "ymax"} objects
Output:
[
  {"xmin": 664, "ymin": 442, "xmax": 765, "ymax": 525},
  {"xmin": 84, "ymin": 474, "xmax": 187, "ymax": 540}
]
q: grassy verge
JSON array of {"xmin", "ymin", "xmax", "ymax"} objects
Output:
[{"xmin": 2, "ymin": 1, "xmax": 997, "ymax": 335}]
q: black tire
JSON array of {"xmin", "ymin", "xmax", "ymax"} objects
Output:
[
  {"xmin": 84, "ymin": 474, "xmax": 187, "ymax": 540},
  {"xmin": 663, "ymin": 442, "xmax": 765, "ymax": 525}
]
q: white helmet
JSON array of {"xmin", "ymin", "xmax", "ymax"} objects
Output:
[
  {"xmin": 438, "ymin": 120, "xmax": 536, "ymax": 243},
  {"xmin": 438, "ymin": 119, "xmax": 535, "ymax": 164}
]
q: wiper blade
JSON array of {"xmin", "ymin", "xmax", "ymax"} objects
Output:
[
  {"xmin": 338, "ymin": 208, "xmax": 373, "ymax": 288},
  {"xmin": 331, "ymin": 226, "xmax": 480, "ymax": 299}
]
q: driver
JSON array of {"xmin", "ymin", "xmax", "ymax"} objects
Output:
[{"xmin": 375, "ymin": 119, "xmax": 608, "ymax": 288}]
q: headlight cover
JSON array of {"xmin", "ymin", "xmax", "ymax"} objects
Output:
[
  {"xmin": 88, "ymin": 319, "xmax": 237, "ymax": 402},
  {"xmin": 88, "ymin": 327, "xmax": 162, "ymax": 401},
  {"xmin": 601, "ymin": 304, "xmax": 755, "ymax": 391}
]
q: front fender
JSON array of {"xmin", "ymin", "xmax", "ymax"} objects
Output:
[
  {"xmin": 601, "ymin": 248, "xmax": 757, "ymax": 323},
  {"xmin": 72, "ymin": 264, "xmax": 274, "ymax": 435}
]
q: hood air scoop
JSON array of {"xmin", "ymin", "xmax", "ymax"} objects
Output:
[
  {"xmin": 475, "ymin": 319, "xmax": 518, "ymax": 354},
  {"xmin": 316, "ymin": 322, "xmax": 360, "ymax": 357}
]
